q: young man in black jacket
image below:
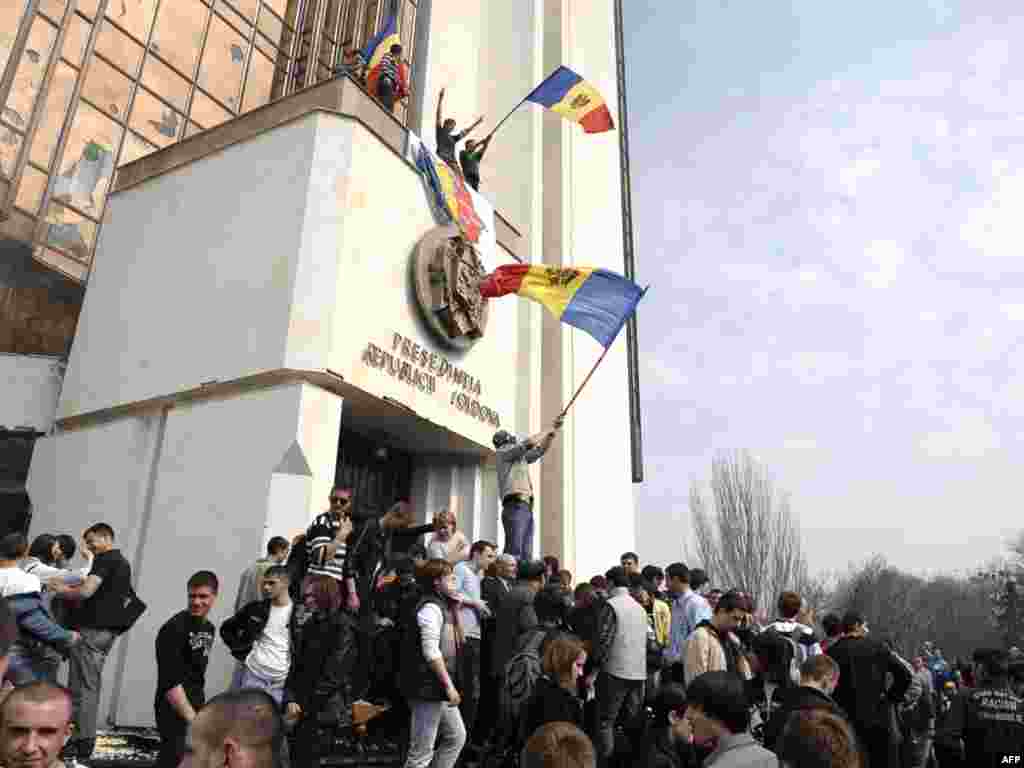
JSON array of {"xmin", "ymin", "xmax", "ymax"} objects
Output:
[
  {"xmin": 220, "ymin": 566, "xmax": 294, "ymax": 705},
  {"xmin": 154, "ymin": 571, "xmax": 218, "ymax": 768},
  {"xmin": 826, "ymin": 611, "xmax": 912, "ymax": 768},
  {"xmin": 763, "ymin": 654, "xmax": 847, "ymax": 752}
]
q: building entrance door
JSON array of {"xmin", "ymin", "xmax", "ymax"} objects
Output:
[{"xmin": 334, "ymin": 427, "xmax": 412, "ymax": 512}]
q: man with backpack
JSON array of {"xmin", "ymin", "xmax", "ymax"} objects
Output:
[{"xmin": 761, "ymin": 591, "xmax": 821, "ymax": 678}]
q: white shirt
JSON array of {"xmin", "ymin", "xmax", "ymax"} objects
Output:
[
  {"xmin": 246, "ymin": 602, "xmax": 293, "ymax": 682},
  {"xmin": 0, "ymin": 566, "xmax": 41, "ymax": 597}
]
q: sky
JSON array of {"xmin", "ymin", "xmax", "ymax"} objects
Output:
[{"xmin": 626, "ymin": 1, "xmax": 1024, "ymax": 578}]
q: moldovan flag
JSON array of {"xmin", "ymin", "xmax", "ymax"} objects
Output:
[
  {"xmin": 480, "ymin": 265, "xmax": 644, "ymax": 348},
  {"xmin": 415, "ymin": 143, "xmax": 483, "ymax": 243},
  {"xmin": 525, "ymin": 66, "xmax": 615, "ymax": 134},
  {"xmin": 363, "ymin": 15, "xmax": 400, "ymax": 94}
]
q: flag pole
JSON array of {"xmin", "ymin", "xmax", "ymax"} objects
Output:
[
  {"xmin": 483, "ymin": 96, "xmax": 529, "ymax": 143},
  {"xmin": 556, "ymin": 344, "xmax": 612, "ymax": 422}
]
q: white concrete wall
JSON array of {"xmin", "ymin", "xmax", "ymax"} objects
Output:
[
  {"xmin": 27, "ymin": 382, "xmax": 342, "ymax": 727},
  {"xmin": 0, "ymin": 354, "xmax": 63, "ymax": 432}
]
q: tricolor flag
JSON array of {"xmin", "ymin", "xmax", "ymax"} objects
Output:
[
  {"xmin": 362, "ymin": 16, "xmax": 400, "ymax": 95},
  {"xmin": 416, "ymin": 143, "xmax": 484, "ymax": 243},
  {"xmin": 525, "ymin": 66, "xmax": 615, "ymax": 134},
  {"xmin": 480, "ymin": 265, "xmax": 644, "ymax": 348}
]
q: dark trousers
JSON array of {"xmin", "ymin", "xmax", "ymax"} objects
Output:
[
  {"xmin": 466, "ymin": 175, "xmax": 481, "ymax": 192},
  {"xmin": 377, "ymin": 77, "xmax": 396, "ymax": 111},
  {"xmin": 155, "ymin": 696, "xmax": 194, "ymax": 768},
  {"xmin": 501, "ymin": 498, "xmax": 534, "ymax": 560},
  {"xmin": 856, "ymin": 722, "xmax": 900, "ymax": 768},
  {"xmin": 459, "ymin": 638, "xmax": 482, "ymax": 744},
  {"xmin": 290, "ymin": 715, "xmax": 333, "ymax": 768},
  {"xmin": 593, "ymin": 672, "xmax": 644, "ymax": 768}
]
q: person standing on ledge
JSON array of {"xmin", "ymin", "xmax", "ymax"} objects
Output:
[
  {"xmin": 376, "ymin": 43, "xmax": 409, "ymax": 114},
  {"xmin": 460, "ymin": 136, "xmax": 493, "ymax": 192},
  {"xmin": 436, "ymin": 88, "xmax": 483, "ymax": 170},
  {"xmin": 493, "ymin": 419, "xmax": 563, "ymax": 559}
]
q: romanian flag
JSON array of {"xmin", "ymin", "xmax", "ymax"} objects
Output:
[
  {"xmin": 525, "ymin": 66, "xmax": 615, "ymax": 134},
  {"xmin": 362, "ymin": 15, "xmax": 400, "ymax": 95},
  {"xmin": 480, "ymin": 265, "xmax": 645, "ymax": 348},
  {"xmin": 415, "ymin": 143, "xmax": 483, "ymax": 243}
]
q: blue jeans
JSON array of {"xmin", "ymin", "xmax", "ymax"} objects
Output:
[
  {"xmin": 405, "ymin": 699, "xmax": 466, "ymax": 768},
  {"xmin": 236, "ymin": 665, "xmax": 285, "ymax": 706},
  {"xmin": 501, "ymin": 498, "xmax": 533, "ymax": 560}
]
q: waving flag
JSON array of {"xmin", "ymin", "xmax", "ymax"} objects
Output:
[
  {"xmin": 362, "ymin": 16, "xmax": 400, "ymax": 95},
  {"xmin": 480, "ymin": 265, "xmax": 644, "ymax": 347},
  {"xmin": 415, "ymin": 143, "xmax": 483, "ymax": 243},
  {"xmin": 525, "ymin": 66, "xmax": 615, "ymax": 134}
]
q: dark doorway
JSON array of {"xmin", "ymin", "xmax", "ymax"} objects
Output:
[
  {"xmin": 0, "ymin": 429, "xmax": 36, "ymax": 537},
  {"xmin": 334, "ymin": 427, "xmax": 412, "ymax": 513}
]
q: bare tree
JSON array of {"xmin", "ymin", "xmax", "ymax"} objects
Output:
[{"xmin": 688, "ymin": 451, "xmax": 812, "ymax": 615}]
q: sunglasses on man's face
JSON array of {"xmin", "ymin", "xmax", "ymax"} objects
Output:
[{"xmin": 330, "ymin": 497, "xmax": 351, "ymax": 506}]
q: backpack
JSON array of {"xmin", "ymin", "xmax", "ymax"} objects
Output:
[
  {"xmin": 285, "ymin": 534, "xmax": 308, "ymax": 602},
  {"xmin": 501, "ymin": 628, "xmax": 546, "ymax": 746},
  {"xmin": 760, "ymin": 625, "xmax": 804, "ymax": 685}
]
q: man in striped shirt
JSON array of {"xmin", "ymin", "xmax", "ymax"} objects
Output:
[
  {"xmin": 376, "ymin": 43, "xmax": 409, "ymax": 113},
  {"xmin": 305, "ymin": 488, "xmax": 358, "ymax": 611}
]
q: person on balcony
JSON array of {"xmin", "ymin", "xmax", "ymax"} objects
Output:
[
  {"xmin": 376, "ymin": 44, "xmax": 409, "ymax": 113},
  {"xmin": 436, "ymin": 87, "xmax": 483, "ymax": 169}
]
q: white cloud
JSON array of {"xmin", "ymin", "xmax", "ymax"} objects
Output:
[
  {"xmin": 1001, "ymin": 304, "xmax": 1024, "ymax": 322},
  {"xmin": 919, "ymin": 409, "xmax": 1000, "ymax": 460},
  {"xmin": 862, "ymin": 240, "xmax": 907, "ymax": 289}
]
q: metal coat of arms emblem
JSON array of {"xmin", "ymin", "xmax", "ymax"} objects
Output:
[{"xmin": 411, "ymin": 224, "xmax": 489, "ymax": 351}]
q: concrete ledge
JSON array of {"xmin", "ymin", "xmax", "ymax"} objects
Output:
[{"xmin": 112, "ymin": 76, "xmax": 523, "ymax": 259}]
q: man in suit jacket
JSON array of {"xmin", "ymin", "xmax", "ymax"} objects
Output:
[
  {"xmin": 826, "ymin": 612, "xmax": 912, "ymax": 768},
  {"xmin": 482, "ymin": 554, "xmax": 516, "ymax": 614}
]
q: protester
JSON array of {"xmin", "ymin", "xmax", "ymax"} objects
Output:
[
  {"xmin": 54, "ymin": 523, "xmax": 133, "ymax": 765},
  {"xmin": 221, "ymin": 565, "xmax": 294, "ymax": 704},
  {"xmin": 154, "ymin": 571, "xmax": 218, "ymax": 768},
  {"xmin": 305, "ymin": 488, "xmax": 358, "ymax": 612},
  {"xmin": 376, "ymin": 43, "xmax": 408, "ymax": 113},
  {"xmin": 619, "ymin": 553, "xmax": 640, "ymax": 578},
  {"xmin": 776, "ymin": 709, "xmax": 862, "ymax": 768},
  {"xmin": 684, "ymin": 589, "xmax": 751, "ymax": 685},
  {"xmin": 284, "ymin": 574, "xmax": 359, "ymax": 768},
  {"xmin": 935, "ymin": 647, "xmax": 1024, "ymax": 766},
  {"xmin": 426, "ymin": 509, "xmax": 470, "ymax": 563},
  {"xmin": 589, "ymin": 575, "xmax": 609, "ymax": 600},
  {"xmin": 0, "ymin": 598, "xmax": 15, "ymax": 691},
  {"xmin": 643, "ymin": 683, "xmax": 698, "ymax": 768},
  {"xmin": 22, "ymin": 533, "xmax": 91, "ymax": 585},
  {"xmin": 492, "ymin": 560, "xmax": 545, "ymax": 682},
  {"xmin": 337, "ymin": 41, "xmax": 366, "ymax": 82},
  {"xmin": 762, "ymin": 655, "xmax": 846, "ymax": 752},
  {"xmin": 493, "ymin": 422, "xmax": 562, "ymax": 560},
  {"xmin": 0, "ymin": 533, "xmax": 78, "ymax": 685},
  {"xmin": 664, "ymin": 562, "xmax": 712, "ymax": 683},
  {"xmin": 594, "ymin": 566, "xmax": 647, "ymax": 767},
  {"xmin": 435, "ymin": 87, "xmax": 484, "ymax": 168},
  {"xmin": 400, "ymin": 559, "xmax": 466, "ymax": 768},
  {"xmin": 688, "ymin": 569, "xmax": 710, "ymax": 596},
  {"xmin": 0, "ymin": 682, "xmax": 74, "ymax": 768},
  {"xmin": 191, "ymin": 689, "xmax": 283, "ymax": 768},
  {"xmin": 762, "ymin": 592, "xmax": 821, "ymax": 668},
  {"xmin": 460, "ymin": 137, "xmax": 493, "ymax": 191},
  {"xmin": 54, "ymin": 535, "xmax": 77, "ymax": 570},
  {"xmin": 642, "ymin": 565, "xmax": 667, "ymax": 597},
  {"xmin": 826, "ymin": 611, "xmax": 911, "ymax": 768},
  {"xmin": 819, "ymin": 613, "xmax": 842, "ymax": 653},
  {"xmin": 521, "ymin": 722, "xmax": 595, "ymax": 768},
  {"xmin": 684, "ymin": 671, "xmax": 778, "ymax": 767},
  {"xmin": 524, "ymin": 633, "xmax": 586, "ymax": 735},
  {"xmin": 235, "ymin": 537, "xmax": 290, "ymax": 613},
  {"xmin": 454, "ymin": 540, "xmax": 496, "ymax": 750},
  {"xmin": 902, "ymin": 657, "xmax": 936, "ymax": 768}
]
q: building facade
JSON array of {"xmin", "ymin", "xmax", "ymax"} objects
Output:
[{"xmin": 16, "ymin": 0, "xmax": 638, "ymax": 727}]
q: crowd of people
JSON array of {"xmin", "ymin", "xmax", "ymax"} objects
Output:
[{"xmin": 1, "ymin": 493, "xmax": 1022, "ymax": 768}]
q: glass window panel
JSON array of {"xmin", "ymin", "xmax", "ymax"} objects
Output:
[
  {"xmin": 0, "ymin": 124, "xmax": 24, "ymax": 179},
  {"xmin": 75, "ymin": 0, "xmax": 101, "ymax": 21},
  {"xmin": 214, "ymin": 0, "xmax": 252, "ymax": 31},
  {"xmin": 36, "ymin": 0, "xmax": 69, "ymax": 22},
  {"xmin": 4, "ymin": 15, "xmax": 60, "ymax": 122},
  {"xmin": 81, "ymin": 54, "xmax": 132, "ymax": 119},
  {"xmin": 241, "ymin": 48, "xmax": 274, "ymax": 112},
  {"xmin": 128, "ymin": 87, "xmax": 181, "ymax": 146},
  {"xmin": 256, "ymin": 6, "xmax": 288, "ymax": 51},
  {"xmin": 42, "ymin": 199, "xmax": 98, "ymax": 262},
  {"xmin": 151, "ymin": 0, "xmax": 209, "ymax": 79},
  {"xmin": 119, "ymin": 130, "xmax": 157, "ymax": 164},
  {"xmin": 141, "ymin": 52, "xmax": 190, "ymax": 111},
  {"xmin": 0, "ymin": 1, "xmax": 30, "ymax": 79},
  {"xmin": 105, "ymin": 0, "xmax": 158, "ymax": 44},
  {"xmin": 228, "ymin": 0, "xmax": 259, "ymax": 22},
  {"xmin": 198, "ymin": 13, "xmax": 246, "ymax": 109},
  {"xmin": 60, "ymin": 12, "xmax": 91, "ymax": 67},
  {"xmin": 189, "ymin": 88, "xmax": 230, "ymax": 131},
  {"xmin": 50, "ymin": 100, "xmax": 121, "ymax": 215},
  {"xmin": 14, "ymin": 163, "xmax": 48, "ymax": 214},
  {"xmin": 28, "ymin": 60, "xmax": 77, "ymax": 171},
  {"xmin": 96, "ymin": 19, "xmax": 144, "ymax": 78}
]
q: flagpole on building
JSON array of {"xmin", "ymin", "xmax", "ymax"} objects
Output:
[
  {"xmin": 556, "ymin": 345, "xmax": 612, "ymax": 422},
  {"xmin": 483, "ymin": 97, "xmax": 529, "ymax": 143}
]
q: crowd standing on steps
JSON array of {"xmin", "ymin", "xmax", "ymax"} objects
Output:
[{"xmin": 1, "ymin": 497, "xmax": 1022, "ymax": 768}]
